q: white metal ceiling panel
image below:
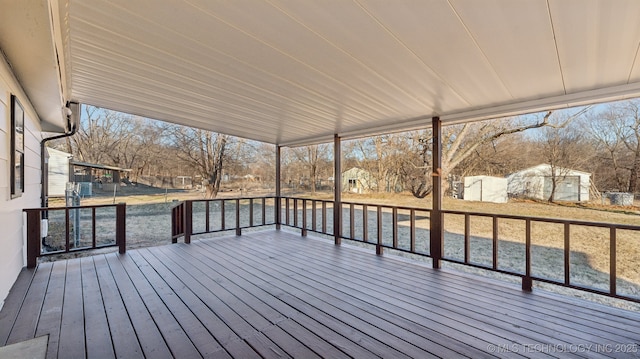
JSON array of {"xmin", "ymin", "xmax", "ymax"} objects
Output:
[
  {"xmin": 449, "ymin": 0, "xmax": 564, "ymax": 101},
  {"xmin": 34, "ymin": 0, "xmax": 640, "ymax": 146},
  {"xmin": 550, "ymin": 0, "xmax": 640, "ymax": 93},
  {"xmin": 357, "ymin": 0, "xmax": 511, "ymax": 108}
]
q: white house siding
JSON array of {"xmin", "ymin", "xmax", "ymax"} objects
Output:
[
  {"xmin": 0, "ymin": 56, "xmax": 44, "ymax": 309},
  {"xmin": 47, "ymin": 147, "xmax": 71, "ymax": 197}
]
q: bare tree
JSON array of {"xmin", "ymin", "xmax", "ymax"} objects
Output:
[
  {"xmin": 167, "ymin": 125, "xmax": 229, "ymax": 198},
  {"xmin": 584, "ymin": 100, "xmax": 640, "ymax": 193},
  {"xmin": 346, "ymin": 135, "xmax": 406, "ymax": 193},
  {"xmin": 290, "ymin": 144, "xmax": 331, "ymax": 193},
  {"xmin": 535, "ymin": 122, "xmax": 591, "ymax": 202}
]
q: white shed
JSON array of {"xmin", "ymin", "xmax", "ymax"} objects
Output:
[
  {"xmin": 463, "ymin": 176, "xmax": 508, "ymax": 203},
  {"xmin": 46, "ymin": 147, "xmax": 72, "ymax": 197},
  {"xmin": 341, "ymin": 167, "xmax": 375, "ymax": 194},
  {"xmin": 507, "ymin": 164, "xmax": 590, "ymax": 202}
]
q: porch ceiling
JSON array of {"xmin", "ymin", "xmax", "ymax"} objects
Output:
[{"xmin": 50, "ymin": 1, "xmax": 640, "ymax": 145}]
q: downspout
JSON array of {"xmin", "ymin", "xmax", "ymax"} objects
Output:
[{"xmin": 40, "ymin": 101, "xmax": 79, "ymax": 209}]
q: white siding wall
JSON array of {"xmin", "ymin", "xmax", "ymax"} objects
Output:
[{"xmin": 0, "ymin": 56, "xmax": 43, "ymax": 309}]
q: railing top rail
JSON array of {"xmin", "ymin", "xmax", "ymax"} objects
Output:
[
  {"xmin": 189, "ymin": 196, "xmax": 276, "ymax": 203},
  {"xmin": 340, "ymin": 201, "xmax": 432, "ymax": 212},
  {"xmin": 23, "ymin": 203, "xmax": 124, "ymax": 212},
  {"xmin": 281, "ymin": 197, "xmax": 430, "ymax": 211},
  {"xmin": 442, "ymin": 209, "xmax": 640, "ymax": 230}
]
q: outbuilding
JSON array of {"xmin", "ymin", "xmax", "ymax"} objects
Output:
[
  {"xmin": 463, "ymin": 175, "xmax": 508, "ymax": 203},
  {"xmin": 507, "ymin": 164, "xmax": 591, "ymax": 202}
]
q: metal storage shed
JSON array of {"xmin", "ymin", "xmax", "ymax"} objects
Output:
[
  {"xmin": 507, "ymin": 164, "xmax": 591, "ymax": 202},
  {"xmin": 463, "ymin": 175, "xmax": 508, "ymax": 203}
]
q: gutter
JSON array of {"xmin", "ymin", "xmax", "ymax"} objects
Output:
[{"xmin": 40, "ymin": 102, "xmax": 79, "ymax": 209}]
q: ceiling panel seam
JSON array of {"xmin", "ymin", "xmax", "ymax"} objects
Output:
[
  {"xmin": 355, "ymin": 0, "xmax": 470, "ymax": 107},
  {"xmin": 546, "ymin": 0, "xmax": 566, "ymax": 95},
  {"xmin": 446, "ymin": 0, "xmax": 513, "ymax": 100},
  {"xmin": 627, "ymin": 39, "xmax": 640, "ymax": 84}
]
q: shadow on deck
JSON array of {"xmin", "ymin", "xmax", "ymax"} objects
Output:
[{"xmin": 1, "ymin": 229, "xmax": 639, "ymax": 358}]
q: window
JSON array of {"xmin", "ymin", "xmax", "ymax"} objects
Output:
[{"xmin": 11, "ymin": 94, "xmax": 24, "ymax": 198}]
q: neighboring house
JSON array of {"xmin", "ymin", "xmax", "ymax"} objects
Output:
[
  {"xmin": 507, "ymin": 164, "xmax": 591, "ymax": 202},
  {"xmin": 341, "ymin": 167, "xmax": 375, "ymax": 194},
  {"xmin": 463, "ymin": 175, "xmax": 508, "ymax": 203},
  {"xmin": 46, "ymin": 147, "xmax": 72, "ymax": 197}
]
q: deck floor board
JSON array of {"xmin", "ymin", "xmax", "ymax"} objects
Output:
[
  {"xmin": 239, "ymin": 237, "xmax": 620, "ymax": 353},
  {"xmin": 1, "ymin": 229, "xmax": 639, "ymax": 358}
]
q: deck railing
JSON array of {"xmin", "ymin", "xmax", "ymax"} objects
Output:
[
  {"xmin": 171, "ymin": 197, "xmax": 277, "ymax": 243},
  {"xmin": 24, "ymin": 203, "xmax": 126, "ymax": 268},
  {"xmin": 172, "ymin": 196, "xmax": 640, "ymax": 303}
]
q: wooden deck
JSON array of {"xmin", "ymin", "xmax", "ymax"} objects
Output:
[{"xmin": 1, "ymin": 230, "xmax": 639, "ymax": 358}]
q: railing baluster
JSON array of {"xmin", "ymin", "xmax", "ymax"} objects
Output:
[
  {"xmin": 464, "ymin": 214, "xmax": 470, "ymax": 264},
  {"xmin": 286, "ymin": 198, "xmax": 290, "ymax": 226},
  {"xmin": 302, "ymin": 199, "xmax": 307, "ymax": 236},
  {"xmin": 322, "ymin": 201, "xmax": 327, "ymax": 233},
  {"xmin": 312, "ymin": 200, "xmax": 317, "ymax": 232},
  {"xmin": 523, "ymin": 219, "xmax": 532, "ymax": 291},
  {"xmin": 410, "ymin": 209, "xmax": 415, "ymax": 253},
  {"xmin": 184, "ymin": 201, "xmax": 192, "ymax": 244},
  {"xmin": 492, "ymin": 216, "xmax": 498, "ymax": 270},
  {"xmin": 376, "ymin": 206, "xmax": 383, "ymax": 255},
  {"xmin": 363, "ymin": 204, "xmax": 368, "ymax": 243},
  {"xmin": 293, "ymin": 199, "xmax": 298, "ymax": 228},
  {"xmin": 610, "ymin": 226, "xmax": 617, "ymax": 295},
  {"xmin": 92, "ymin": 207, "xmax": 97, "ymax": 249},
  {"xmin": 236, "ymin": 199, "xmax": 241, "ymax": 236},
  {"xmin": 65, "ymin": 208, "xmax": 70, "ymax": 252},
  {"xmin": 116, "ymin": 203, "xmax": 126, "ymax": 253},
  {"xmin": 249, "ymin": 198, "xmax": 254, "ymax": 227},
  {"xmin": 205, "ymin": 201, "xmax": 210, "ymax": 233},
  {"xmin": 262, "ymin": 197, "xmax": 266, "ymax": 225},
  {"xmin": 221, "ymin": 200, "xmax": 226, "ymax": 230},
  {"xmin": 564, "ymin": 222, "xmax": 570, "ymax": 286},
  {"xmin": 350, "ymin": 203, "xmax": 355, "ymax": 239},
  {"xmin": 392, "ymin": 207, "xmax": 398, "ymax": 249}
]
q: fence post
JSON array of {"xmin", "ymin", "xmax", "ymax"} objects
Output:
[
  {"xmin": 184, "ymin": 200, "xmax": 192, "ymax": 244},
  {"xmin": 25, "ymin": 210, "xmax": 41, "ymax": 268},
  {"xmin": 116, "ymin": 203, "xmax": 126, "ymax": 254}
]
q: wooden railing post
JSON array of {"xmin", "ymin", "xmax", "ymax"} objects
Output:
[
  {"xmin": 334, "ymin": 134, "xmax": 342, "ymax": 245},
  {"xmin": 275, "ymin": 146, "xmax": 282, "ymax": 230},
  {"xmin": 25, "ymin": 210, "xmax": 41, "ymax": 268},
  {"xmin": 430, "ymin": 116, "xmax": 443, "ymax": 269},
  {"xmin": 116, "ymin": 203, "xmax": 126, "ymax": 254},
  {"xmin": 184, "ymin": 200, "xmax": 192, "ymax": 244}
]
